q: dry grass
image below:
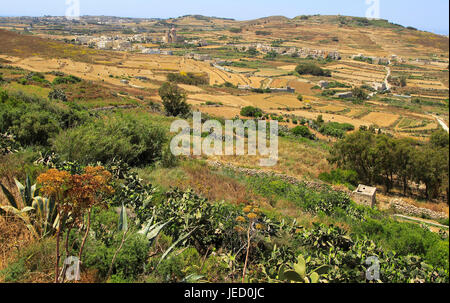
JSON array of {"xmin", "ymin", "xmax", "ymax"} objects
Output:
[
  {"xmin": 0, "ymin": 215, "xmax": 34, "ymax": 272},
  {"xmin": 360, "ymin": 112, "xmax": 400, "ymax": 127},
  {"xmin": 0, "ymin": 29, "xmax": 116, "ymax": 63},
  {"xmin": 178, "ymin": 162, "xmax": 272, "ymax": 208},
  {"xmin": 210, "ymin": 136, "xmax": 331, "ymax": 180}
]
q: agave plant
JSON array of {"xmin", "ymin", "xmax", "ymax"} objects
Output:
[
  {"xmin": 0, "ymin": 175, "xmax": 37, "ymax": 208},
  {"xmin": 108, "ymin": 205, "xmax": 172, "ymax": 278},
  {"xmin": 0, "ymin": 176, "xmax": 58, "ymax": 238},
  {"xmin": 138, "ymin": 209, "xmax": 172, "ymax": 246},
  {"xmin": 0, "ymin": 176, "xmax": 38, "ymax": 237},
  {"xmin": 32, "ymin": 196, "xmax": 57, "ymax": 238}
]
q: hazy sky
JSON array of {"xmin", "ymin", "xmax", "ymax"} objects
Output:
[{"xmin": 1, "ymin": 0, "xmax": 449, "ymax": 35}]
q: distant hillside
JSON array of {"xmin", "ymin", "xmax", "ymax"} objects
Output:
[{"xmin": 0, "ymin": 29, "xmax": 118, "ymax": 62}]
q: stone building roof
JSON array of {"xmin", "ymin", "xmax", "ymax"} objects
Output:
[{"xmin": 354, "ymin": 184, "xmax": 377, "ymax": 197}]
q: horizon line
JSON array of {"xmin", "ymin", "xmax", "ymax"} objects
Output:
[{"xmin": 0, "ymin": 13, "xmax": 449, "ymax": 35}]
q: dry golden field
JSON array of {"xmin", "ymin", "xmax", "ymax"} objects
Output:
[{"xmin": 0, "ymin": 15, "xmax": 448, "ymax": 140}]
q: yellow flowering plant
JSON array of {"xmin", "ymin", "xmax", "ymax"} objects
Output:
[{"xmin": 235, "ymin": 202, "xmax": 265, "ymax": 283}]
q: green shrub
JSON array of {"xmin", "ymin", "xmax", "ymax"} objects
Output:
[
  {"xmin": 160, "ymin": 145, "xmax": 179, "ymax": 168},
  {"xmin": 319, "ymin": 169, "xmax": 359, "ymax": 186},
  {"xmin": 53, "ymin": 75, "xmax": 82, "ymax": 85},
  {"xmin": 0, "ymin": 258, "xmax": 27, "ymax": 282},
  {"xmin": 0, "ymin": 238, "xmax": 55, "ymax": 283},
  {"xmin": 240, "ymin": 106, "xmax": 263, "ymax": 118},
  {"xmin": 426, "ymin": 240, "xmax": 450, "ymax": 270},
  {"xmin": 295, "ymin": 63, "xmax": 331, "ymax": 77},
  {"xmin": 167, "ymin": 72, "xmax": 208, "ymax": 85},
  {"xmin": 159, "ymin": 82, "xmax": 190, "ymax": 117},
  {"xmin": 291, "ymin": 125, "xmax": 312, "ymax": 139},
  {"xmin": 352, "ymin": 86, "xmax": 368, "ymax": 101},
  {"xmin": 83, "ymin": 232, "xmax": 150, "ymax": 281},
  {"xmin": 48, "ymin": 88, "xmax": 67, "ymax": 102},
  {"xmin": 229, "ymin": 27, "xmax": 242, "ymax": 33},
  {"xmin": 155, "ymin": 247, "xmax": 200, "ymax": 282},
  {"xmin": 52, "ymin": 113, "xmax": 167, "ymax": 166},
  {"xmin": 318, "ymin": 122, "xmax": 354, "ymax": 138},
  {"xmin": 0, "ymin": 90, "xmax": 90, "ymax": 146},
  {"xmin": 355, "ymin": 218, "xmax": 449, "ymax": 270}
]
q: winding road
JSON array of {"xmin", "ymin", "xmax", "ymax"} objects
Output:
[
  {"xmin": 384, "ymin": 66, "xmax": 391, "ymax": 91},
  {"xmin": 434, "ymin": 116, "xmax": 449, "ymax": 133}
]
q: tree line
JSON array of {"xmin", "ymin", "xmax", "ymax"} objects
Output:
[{"xmin": 329, "ymin": 129, "xmax": 449, "ymax": 202}]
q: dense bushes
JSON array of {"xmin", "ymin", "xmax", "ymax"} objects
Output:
[
  {"xmin": 291, "ymin": 125, "xmax": 314, "ymax": 139},
  {"xmin": 352, "ymin": 86, "xmax": 368, "ymax": 101},
  {"xmin": 53, "ymin": 75, "xmax": 82, "ymax": 85},
  {"xmin": 319, "ymin": 169, "xmax": 359, "ymax": 187},
  {"xmin": 330, "ymin": 129, "xmax": 449, "ymax": 197},
  {"xmin": 245, "ymin": 175, "xmax": 365, "ymax": 221},
  {"xmin": 318, "ymin": 122, "xmax": 355, "ymax": 138},
  {"xmin": 0, "ymin": 89, "xmax": 90, "ymax": 146},
  {"xmin": 84, "ymin": 232, "xmax": 150, "ymax": 281},
  {"xmin": 2, "ymin": 164, "xmax": 448, "ymax": 283},
  {"xmin": 291, "ymin": 223, "xmax": 448, "ymax": 283},
  {"xmin": 52, "ymin": 113, "xmax": 167, "ymax": 166},
  {"xmin": 155, "ymin": 188, "xmax": 245, "ymax": 254},
  {"xmin": 167, "ymin": 72, "xmax": 208, "ymax": 85},
  {"xmin": 355, "ymin": 218, "xmax": 449, "ymax": 270},
  {"xmin": 240, "ymin": 106, "xmax": 263, "ymax": 118},
  {"xmin": 295, "ymin": 63, "xmax": 331, "ymax": 77}
]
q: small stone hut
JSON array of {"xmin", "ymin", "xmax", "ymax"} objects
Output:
[{"xmin": 353, "ymin": 185, "xmax": 377, "ymax": 207}]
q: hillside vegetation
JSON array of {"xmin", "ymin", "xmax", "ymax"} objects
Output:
[{"xmin": 0, "ymin": 14, "xmax": 448, "ymax": 284}]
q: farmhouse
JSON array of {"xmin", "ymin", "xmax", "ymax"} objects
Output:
[
  {"xmin": 269, "ymin": 86, "xmax": 295, "ymax": 93},
  {"xmin": 353, "ymin": 185, "xmax": 377, "ymax": 207},
  {"xmin": 327, "ymin": 51, "xmax": 341, "ymax": 60},
  {"xmin": 372, "ymin": 82, "xmax": 387, "ymax": 92},
  {"xmin": 142, "ymin": 48, "xmax": 161, "ymax": 54},
  {"xmin": 336, "ymin": 91, "xmax": 353, "ymax": 98}
]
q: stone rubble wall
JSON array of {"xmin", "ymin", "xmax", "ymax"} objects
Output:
[
  {"xmin": 208, "ymin": 161, "xmax": 334, "ymax": 192},
  {"xmin": 390, "ymin": 199, "xmax": 448, "ymax": 221}
]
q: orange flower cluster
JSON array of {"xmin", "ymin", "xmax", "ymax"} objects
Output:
[
  {"xmin": 234, "ymin": 202, "xmax": 264, "ymax": 233},
  {"xmin": 37, "ymin": 166, "xmax": 114, "ymax": 218},
  {"xmin": 37, "ymin": 169, "xmax": 71, "ymax": 200}
]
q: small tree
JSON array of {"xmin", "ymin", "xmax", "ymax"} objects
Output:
[
  {"xmin": 292, "ymin": 125, "xmax": 313, "ymax": 139},
  {"xmin": 297, "ymin": 94, "xmax": 303, "ymax": 102},
  {"xmin": 158, "ymin": 82, "xmax": 190, "ymax": 117},
  {"xmin": 240, "ymin": 106, "xmax": 263, "ymax": 118},
  {"xmin": 400, "ymin": 75, "xmax": 407, "ymax": 87},
  {"xmin": 352, "ymin": 86, "xmax": 368, "ymax": 101},
  {"xmin": 316, "ymin": 115, "xmax": 324, "ymax": 124}
]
